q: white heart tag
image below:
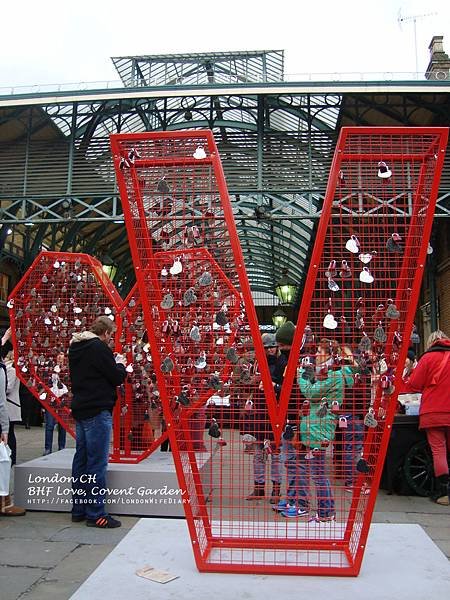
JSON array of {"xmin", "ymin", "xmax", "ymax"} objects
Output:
[
  {"xmin": 327, "ymin": 278, "xmax": 340, "ymax": 292},
  {"xmin": 359, "ymin": 268, "xmax": 374, "ymax": 284},
  {"xmin": 345, "ymin": 235, "xmax": 360, "ymax": 253},
  {"xmin": 193, "ymin": 146, "xmax": 207, "ymax": 160},
  {"xmin": 323, "ymin": 313, "xmax": 338, "ymax": 329},
  {"xmin": 74, "ymin": 307, "xmax": 83, "ymax": 314},
  {"xmin": 359, "ymin": 253, "xmax": 373, "ymax": 264},
  {"xmin": 169, "ymin": 258, "xmax": 183, "ymax": 276}
]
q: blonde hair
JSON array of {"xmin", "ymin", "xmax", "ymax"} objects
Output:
[
  {"xmin": 425, "ymin": 329, "xmax": 449, "ymax": 350},
  {"xmin": 90, "ymin": 316, "xmax": 115, "ymax": 336}
]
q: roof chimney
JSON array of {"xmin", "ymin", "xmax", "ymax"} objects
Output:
[{"xmin": 425, "ymin": 36, "xmax": 450, "ymax": 80}]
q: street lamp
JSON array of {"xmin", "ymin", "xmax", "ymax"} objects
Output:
[
  {"xmin": 274, "ymin": 269, "xmax": 298, "ymax": 306},
  {"xmin": 272, "ymin": 307, "xmax": 287, "ymax": 329},
  {"xmin": 101, "ymin": 254, "xmax": 118, "ymax": 282}
]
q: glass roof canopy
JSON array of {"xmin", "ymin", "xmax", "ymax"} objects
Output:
[
  {"xmin": 1, "ymin": 50, "xmax": 448, "ymax": 299},
  {"xmin": 112, "ymin": 50, "xmax": 285, "ymax": 87}
]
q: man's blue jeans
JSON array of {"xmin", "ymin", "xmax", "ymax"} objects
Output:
[
  {"xmin": 297, "ymin": 450, "xmax": 335, "ymax": 519},
  {"xmin": 72, "ymin": 410, "xmax": 112, "ymax": 520},
  {"xmin": 343, "ymin": 416, "xmax": 365, "ymax": 486},
  {"xmin": 45, "ymin": 411, "xmax": 66, "ymax": 452},
  {"xmin": 282, "ymin": 439, "xmax": 300, "ymax": 501},
  {"xmin": 253, "ymin": 443, "xmax": 281, "ymax": 485}
]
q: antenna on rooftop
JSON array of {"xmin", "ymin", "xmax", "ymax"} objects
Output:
[{"xmin": 398, "ymin": 9, "xmax": 437, "ymax": 75}]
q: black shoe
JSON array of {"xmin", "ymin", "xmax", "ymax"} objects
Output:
[
  {"xmin": 86, "ymin": 515, "xmax": 121, "ymax": 529},
  {"xmin": 71, "ymin": 514, "xmax": 86, "ymax": 522}
]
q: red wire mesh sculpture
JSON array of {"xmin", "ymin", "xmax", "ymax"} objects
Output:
[
  {"xmin": 111, "ymin": 127, "xmax": 448, "ymax": 575},
  {"xmin": 8, "ymin": 252, "xmax": 122, "ymax": 440},
  {"xmin": 8, "ymin": 253, "xmax": 167, "ymax": 464}
]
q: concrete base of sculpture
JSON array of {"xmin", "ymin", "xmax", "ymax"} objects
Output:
[
  {"xmin": 14, "ymin": 448, "xmax": 212, "ymax": 517},
  {"xmin": 68, "ymin": 519, "xmax": 450, "ymax": 599}
]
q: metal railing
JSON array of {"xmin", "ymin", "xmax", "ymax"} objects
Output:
[{"xmin": 0, "ymin": 71, "xmax": 448, "ymax": 97}]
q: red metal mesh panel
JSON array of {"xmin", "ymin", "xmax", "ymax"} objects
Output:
[
  {"xmin": 111, "ymin": 128, "xmax": 448, "ymax": 575},
  {"xmin": 8, "ymin": 252, "xmax": 122, "ymax": 440},
  {"xmin": 8, "ymin": 253, "xmax": 169, "ymax": 464},
  {"xmin": 113, "ymin": 284, "xmax": 168, "ymax": 463}
]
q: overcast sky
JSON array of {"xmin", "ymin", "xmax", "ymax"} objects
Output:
[{"xmin": 1, "ymin": 0, "xmax": 449, "ymax": 89}]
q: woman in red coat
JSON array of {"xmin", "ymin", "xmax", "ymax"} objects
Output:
[{"xmin": 402, "ymin": 330, "xmax": 450, "ymax": 505}]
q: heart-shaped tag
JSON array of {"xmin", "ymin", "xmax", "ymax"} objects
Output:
[
  {"xmin": 359, "ymin": 267, "xmax": 374, "ymax": 284},
  {"xmin": 323, "ymin": 312, "xmax": 338, "ymax": 329},
  {"xmin": 169, "ymin": 258, "xmax": 183, "ymax": 276},
  {"xmin": 386, "ymin": 234, "xmax": 403, "ymax": 253},
  {"xmin": 358, "ymin": 335, "xmax": 372, "ymax": 352},
  {"xmin": 226, "ymin": 347, "xmax": 239, "ymax": 364},
  {"xmin": 345, "ymin": 235, "xmax": 360, "ymax": 253},
  {"xmin": 160, "ymin": 293, "xmax": 174, "ymax": 310},
  {"xmin": 195, "ymin": 352, "xmax": 207, "ymax": 369},
  {"xmin": 339, "ymin": 260, "xmax": 352, "ymax": 278},
  {"xmin": 373, "ymin": 325, "xmax": 387, "ymax": 343},
  {"xmin": 190, "ymin": 325, "xmax": 201, "ymax": 342},
  {"xmin": 193, "ymin": 146, "xmax": 207, "ymax": 160},
  {"xmin": 317, "ymin": 400, "xmax": 328, "ymax": 418},
  {"xmin": 359, "ymin": 253, "xmax": 373, "ymax": 264},
  {"xmin": 324, "ymin": 261, "xmax": 337, "ymax": 278},
  {"xmin": 183, "ymin": 288, "xmax": 197, "ymax": 307},
  {"xmin": 208, "ymin": 374, "xmax": 222, "ymax": 390},
  {"xmin": 198, "ymin": 271, "xmax": 213, "ymax": 287},
  {"xmin": 356, "ymin": 458, "xmax": 370, "ymax": 473},
  {"xmin": 160, "ymin": 356, "xmax": 175, "ymax": 373},
  {"xmin": 177, "ymin": 391, "xmax": 190, "ymax": 407},
  {"xmin": 385, "ymin": 303, "xmax": 400, "ymax": 319},
  {"xmin": 208, "ymin": 419, "xmax": 221, "ymax": 438},
  {"xmin": 215, "ymin": 311, "xmax": 229, "ymax": 326},
  {"xmin": 327, "ymin": 278, "xmax": 340, "ymax": 292},
  {"xmin": 364, "ymin": 410, "xmax": 378, "ymax": 428},
  {"xmin": 338, "ymin": 416, "xmax": 348, "ymax": 429}
]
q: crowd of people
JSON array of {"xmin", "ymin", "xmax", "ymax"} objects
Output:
[
  {"xmin": 0, "ymin": 313, "xmax": 448, "ymax": 525},
  {"xmin": 239, "ymin": 322, "xmax": 450, "ymax": 520}
]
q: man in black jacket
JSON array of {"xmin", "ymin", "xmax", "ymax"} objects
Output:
[{"xmin": 69, "ymin": 316, "xmax": 126, "ymax": 528}]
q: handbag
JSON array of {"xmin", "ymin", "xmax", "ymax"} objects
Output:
[{"xmin": 0, "ymin": 442, "xmax": 11, "ymax": 496}]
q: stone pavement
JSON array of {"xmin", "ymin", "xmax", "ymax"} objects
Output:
[{"xmin": 0, "ymin": 425, "xmax": 449, "ymax": 600}]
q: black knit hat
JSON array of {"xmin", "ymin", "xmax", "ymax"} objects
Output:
[{"xmin": 275, "ymin": 321, "xmax": 296, "ymax": 346}]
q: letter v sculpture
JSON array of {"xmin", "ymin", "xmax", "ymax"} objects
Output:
[{"xmin": 110, "ymin": 127, "xmax": 448, "ymax": 576}]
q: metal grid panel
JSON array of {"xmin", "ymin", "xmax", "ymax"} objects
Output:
[
  {"xmin": 112, "ymin": 51, "xmax": 284, "ymax": 87},
  {"xmin": 111, "ymin": 127, "xmax": 447, "ymax": 575},
  {"xmin": 7, "ymin": 252, "xmax": 123, "ymax": 439}
]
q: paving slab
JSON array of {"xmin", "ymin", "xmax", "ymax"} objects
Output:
[
  {"xmin": 20, "ymin": 580, "xmax": 80, "ymax": 600},
  {"xmin": 0, "ymin": 540, "xmax": 78, "ymax": 569},
  {"xmin": 0, "ymin": 566, "xmax": 46, "ymax": 600},
  {"xmin": 44, "ymin": 543, "xmax": 116, "ymax": 584},
  {"xmin": 49, "ymin": 524, "xmax": 134, "ymax": 546},
  {"xmin": 0, "ymin": 518, "xmax": 68, "ymax": 541}
]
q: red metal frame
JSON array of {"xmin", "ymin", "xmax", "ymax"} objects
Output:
[
  {"xmin": 110, "ymin": 127, "xmax": 448, "ymax": 575},
  {"xmin": 8, "ymin": 252, "xmax": 122, "ymax": 441},
  {"xmin": 7, "ymin": 252, "xmax": 167, "ymax": 464}
]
